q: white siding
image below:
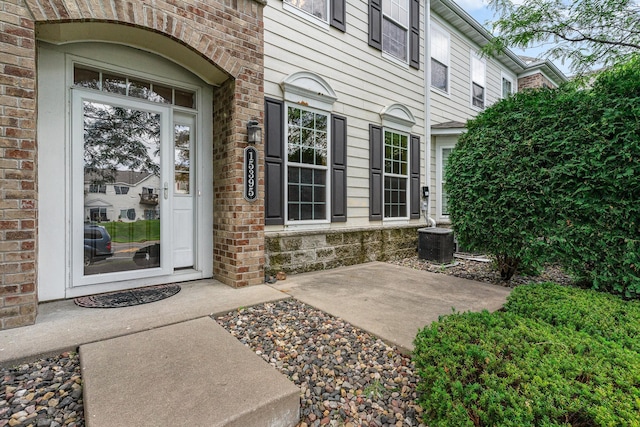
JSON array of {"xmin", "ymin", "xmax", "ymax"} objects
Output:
[
  {"xmin": 429, "ymin": 14, "xmax": 518, "ymax": 126},
  {"xmin": 265, "ymin": 0, "xmax": 427, "ymax": 230},
  {"xmin": 428, "ymin": 14, "xmax": 521, "ymax": 222}
]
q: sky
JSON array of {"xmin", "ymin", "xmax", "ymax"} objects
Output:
[{"xmin": 454, "ymin": 0, "xmax": 574, "ymax": 76}]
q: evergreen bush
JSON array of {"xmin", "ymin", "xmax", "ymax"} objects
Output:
[{"xmin": 446, "ymin": 55, "xmax": 640, "ymax": 295}]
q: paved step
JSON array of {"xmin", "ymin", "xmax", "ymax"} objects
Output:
[{"xmin": 80, "ymin": 317, "xmax": 300, "ymax": 427}]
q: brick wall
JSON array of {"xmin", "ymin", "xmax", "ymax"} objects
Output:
[
  {"xmin": 518, "ymin": 73, "xmax": 555, "ymax": 91},
  {"xmin": 213, "ymin": 79, "xmax": 266, "ymax": 287},
  {"xmin": 265, "ymin": 226, "xmax": 422, "ymax": 275},
  {"xmin": 0, "ymin": 0, "xmax": 265, "ymax": 328},
  {"xmin": 0, "ymin": 0, "xmax": 38, "ymax": 330}
]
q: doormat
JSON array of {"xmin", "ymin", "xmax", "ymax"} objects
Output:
[{"xmin": 74, "ymin": 284, "xmax": 181, "ymax": 308}]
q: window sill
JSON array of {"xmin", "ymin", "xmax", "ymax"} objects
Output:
[
  {"xmin": 381, "ymin": 52, "xmax": 411, "ymax": 70},
  {"xmin": 382, "ymin": 217, "xmax": 410, "ymax": 224},
  {"xmin": 283, "ymin": 221, "xmax": 331, "ymax": 232},
  {"xmin": 431, "ymin": 86, "xmax": 450, "ymax": 98}
]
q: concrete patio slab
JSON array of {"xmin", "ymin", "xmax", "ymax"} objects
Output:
[
  {"xmin": 271, "ymin": 262, "xmax": 512, "ymax": 353},
  {"xmin": 80, "ymin": 317, "xmax": 300, "ymax": 427}
]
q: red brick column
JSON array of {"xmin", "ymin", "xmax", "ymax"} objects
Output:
[
  {"xmin": 213, "ymin": 78, "xmax": 266, "ymax": 288},
  {"xmin": 0, "ymin": 0, "xmax": 38, "ymax": 329}
]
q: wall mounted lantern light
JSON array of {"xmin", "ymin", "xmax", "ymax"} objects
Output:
[{"xmin": 247, "ymin": 120, "xmax": 262, "ymax": 144}]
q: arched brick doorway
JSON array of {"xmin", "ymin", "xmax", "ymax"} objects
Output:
[{"xmin": 0, "ymin": 0, "xmax": 266, "ymax": 329}]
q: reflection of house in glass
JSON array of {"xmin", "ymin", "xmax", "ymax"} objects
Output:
[{"xmin": 84, "ymin": 171, "xmax": 160, "ymax": 222}]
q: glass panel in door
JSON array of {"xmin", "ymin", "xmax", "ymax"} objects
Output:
[
  {"xmin": 172, "ymin": 114, "xmax": 195, "ymax": 268},
  {"xmin": 82, "ymin": 100, "xmax": 163, "ymax": 275}
]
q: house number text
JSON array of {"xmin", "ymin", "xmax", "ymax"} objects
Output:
[{"xmin": 244, "ymin": 146, "xmax": 258, "ymax": 202}]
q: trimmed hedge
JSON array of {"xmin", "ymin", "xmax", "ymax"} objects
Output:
[
  {"xmin": 413, "ymin": 284, "xmax": 640, "ymax": 427},
  {"xmin": 445, "ymin": 55, "xmax": 640, "ymax": 295}
]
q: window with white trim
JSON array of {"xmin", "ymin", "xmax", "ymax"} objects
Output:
[
  {"xmin": 383, "ymin": 129, "xmax": 409, "ymax": 218},
  {"xmin": 471, "ymin": 54, "xmax": 486, "ymax": 108},
  {"xmin": 431, "ymin": 24, "xmax": 449, "ymax": 92},
  {"xmin": 502, "ymin": 74, "xmax": 514, "ymax": 99},
  {"xmin": 265, "ymin": 71, "xmax": 345, "ymax": 226},
  {"xmin": 89, "ymin": 207, "xmax": 108, "ymax": 222},
  {"xmin": 285, "ymin": 0, "xmax": 328, "ymax": 21},
  {"xmin": 382, "ymin": 0, "xmax": 409, "ymax": 62},
  {"xmin": 114, "ymin": 185, "xmax": 130, "ymax": 195},
  {"xmin": 438, "ymin": 145, "xmax": 453, "ymax": 218},
  {"xmin": 74, "ymin": 66, "xmax": 195, "ymax": 108},
  {"xmin": 286, "ymin": 105, "xmax": 329, "ymax": 222},
  {"xmin": 89, "ymin": 184, "xmax": 106, "ymax": 193}
]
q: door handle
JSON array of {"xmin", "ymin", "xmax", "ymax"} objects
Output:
[{"xmin": 164, "ymin": 182, "xmax": 169, "ymax": 200}]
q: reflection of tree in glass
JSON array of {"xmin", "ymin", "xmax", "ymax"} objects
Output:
[
  {"xmin": 287, "ymin": 108, "xmax": 328, "ymax": 166},
  {"xmin": 83, "ymin": 102, "xmax": 161, "ymax": 183},
  {"xmin": 174, "ymin": 126, "xmax": 190, "ymax": 172}
]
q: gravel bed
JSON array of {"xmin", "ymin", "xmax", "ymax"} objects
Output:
[
  {"xmin": 1, "ymin": 352, "xmax": 83, "ymax": 427},
  {"xmin": 390, "ymin": 255, "xmax": 574, "ymax": 287},
  {"xmin": 216, "ymin": 299, "xmax": 425, "ymax": 427},
  {"xmin": 1, "ymin": 256, "xmax": 572, "ymax": 427}
]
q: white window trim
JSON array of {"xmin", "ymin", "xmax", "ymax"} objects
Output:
[
  {"xmin": 381, "ymin": 0, "xmax": 410, "ymax": 64},
  {"xmin": 470, "ymin": 51, "xmax": 486, "ymax": 111},
  {"xmin": 380, "ymin": 103, "xmax": 416, "ymax": 133},
  {"xmin": 501, "ymin": 72, "xmax": 515, "ymax": 99},
  {"xmin": 281, "ymin": 71, "xmax": 337, "ymax": 226},
  {"xmin": 436, "ymin": 143, "xmax": 455, "ymax": 222},
  {"xmin": 430, "ymin": 22, "xmax": 450, "ymax": 95},
  {"xmin": 281, "ymin": 71, "xmax": 337, "ymax": 111},
  {"xmin": 382, "ymin": 127, "xmax": 410, "ymax": 221},
  {"xmin": 283, "ymin": 102, "xmax": 332, "ymax": 225},
  {"xmin": 282, "ymin": 1, "xmax": 331, "ymax": 30},
  {"xmin": 381, "ymin": 51, "xmax": 412, "ymax": 69}
]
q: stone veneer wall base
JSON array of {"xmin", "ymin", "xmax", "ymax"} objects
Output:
[{"xmin": 265, "ymin": 225, "xmax": 423, "ymax": 275}]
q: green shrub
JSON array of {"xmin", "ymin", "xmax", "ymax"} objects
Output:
[
  {"xmin": 446, "ymin": 55, "xmax": 640, "ymax": 295},
  {"xmin": 546, "ymin": 56, "xmax": 640, "ymax": 296},
  {"xmin": 445, "ymin": 86, "xmax": 582, "ymax": 280},
  {"xmin": 413, "ymin": 284, "xmax": 640, "ymax": 427}
]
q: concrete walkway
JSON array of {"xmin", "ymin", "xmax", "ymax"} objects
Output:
[
  {"xmin": 272, "ymin": 262, "xmax": 511, "ymax": 353},
  {"xmin": 0, "ymin": 262, "xmax": 512, "ymax": 426}
]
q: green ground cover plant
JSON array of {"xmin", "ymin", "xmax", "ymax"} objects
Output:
[{"xmin": 413, "ymin": 283, "xmax": 640, "ymax": 427}]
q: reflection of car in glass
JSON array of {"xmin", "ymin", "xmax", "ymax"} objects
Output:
[{"xmin": 84, "ymin": 224, "xmax": 113, "ymax": 266}]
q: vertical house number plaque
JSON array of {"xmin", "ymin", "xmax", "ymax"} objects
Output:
[{"xmin": 244, "ymin": 146, "xmax": 258, "ymax": 202}]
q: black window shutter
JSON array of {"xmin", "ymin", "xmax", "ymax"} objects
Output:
[
  {"xmin": 331, "ymin": 114, "xmax": 347, "ymax": 222},
  {"xmin": 409, "ymin": 0, "xmax": 420, "ymax": 69},
  {"xmin": 369, "ymin": 124, "xmax": 383, "ymax": 220},
  {"xmin": 368, "ymin": 0, "xmax": 382, "ymax": 50},
  {"xmin": 264, "ymin": 97, "xmax": 285, "ymax": 225},
  {"xmin": 410, "ymin": 134, "xmax": 421, "ymax": 219},
  {"xmin": 330, "ymin": 0, "xmax": 346, "ymax": 32}
]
